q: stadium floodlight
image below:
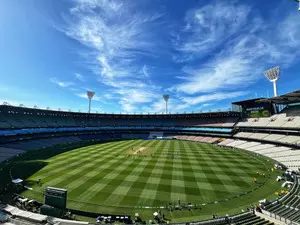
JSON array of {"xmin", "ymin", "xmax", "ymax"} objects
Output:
[
  {"xmin": 163, "ymin": 94, "xmax": 169, "ymax": 114},
  {"xmin": 264, "ymin": 66, "xmax": 280, "ymax": 97},
  {"xmin": 296, "ymin": 0, "xmax": 300, "ymax": 11},
  {"xmin": 19, "ymin": 104, "xmax": 25, "ymax": 107},
  {"xmin": 86, "ymin": 91, "xmax": 95, "ymax": 113}
]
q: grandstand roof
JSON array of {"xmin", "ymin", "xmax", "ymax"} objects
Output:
[
  {"xmin": 232, "ymin": 98, "xmax": 265, "ymax": 106},
  {"xmin": 256, "ymin": 90, "xmax": 300, "ymax": 104}
]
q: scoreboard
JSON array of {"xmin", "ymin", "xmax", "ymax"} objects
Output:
[
  {"xmin": 232, "ymin": 98, "xmax": 274, "ymax": 118},
  {"xmin": 44, "ymin": 187, "xmax": 67, "ymax": 209},
  {"xmin": 243, "ymin": 105, "xmax": 272, "ymax": 118}
]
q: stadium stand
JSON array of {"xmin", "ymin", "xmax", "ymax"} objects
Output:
[
  {"xmin": 218, "ymin": 139, "xmax": 300, "ymax": 169},
  {"xmin": 263, "ymin": 177, "xmax": 300, "ymax": 224},
  {"xmin": 234, "ymin": 132, "xmax": 300, "ymax": 146},
  {"xmin": 230, "ymin": 93, "xmax": 300, "ymax": 172},
  {"xmin": 173, "ymin": 135, "xmax": 221, "ymax": 144},
  {"xmin": 0, "ymin": 105, "xmax": 240, "ymax": 129},
  {"xmin": 172, "ymin": 212, "xmax": 275, "ymax": 225},
  {"xmin": 0, "ymin": 203, "xmax": 274, "ymax": 225},
  {"xmin": 237, "ymin": 115, "xmax": 300, "ymax": 128},
  {"xmin": 0, "ymin": 105, "xmax": 238, "ymax": 163},
  {"xmin": 1, "ymin": 91, "xmax": 300, "ymax": 224},
  {"xmin": 0, "ymin": 147, "xmax": 25, "ymax": 163}
]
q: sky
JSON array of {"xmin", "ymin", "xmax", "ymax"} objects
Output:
[{"xmin": 0, "ymin": 0, "xmax": 299, "ymax": 114}]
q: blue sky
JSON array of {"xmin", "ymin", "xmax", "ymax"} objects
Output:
[{"xmin": 0, "ymin": 0, "xmax": 299, "ymax": 113}]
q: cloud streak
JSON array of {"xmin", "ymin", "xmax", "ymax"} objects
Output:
[
  {"xmin": 64, "ymin": 0, "xmax": 162, "ymax": 79},
  {"xmin": 50, "ymin": 77, "xmax": 74, "ymax": 87},
  {"xmin": 172, "ymin": 1, "xmax": 300, "ymax": 95},
  {"xmin": 75, "ymin": 73, "xmax": 85, "ymax": 81},
  {"xmin": 173, "ymin": 2, "xmax": 250, "ymax": 58},
  {"xmin": 56, "ymin": 0, "xmax": 300, "ymax": 113},
  {"xmin": 181, "ymin": 91, "xmax": 247, "ymax": 105},
  {"xmin": 61, "ymin": 0, "xmax": 167, "ymax": 112}
]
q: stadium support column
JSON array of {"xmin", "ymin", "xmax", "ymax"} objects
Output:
[
  {"xmin": 87, "ymin": 91, "xmax": 95, "ymax": 113},
  {"xmin": 163, "ymin": 94, "xmax": 169, "ymax": 114},
  {"xmin": 273, "ymin": 81, "xmax": 277, "ymax": 97}
]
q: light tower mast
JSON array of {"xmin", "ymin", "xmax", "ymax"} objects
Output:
[
  {"xmin": 87, "ymin": 91, "xmax": 95, "ymax": 113},
  {"xmin": 264, "ymin": 66, "xmax": 280, "ymax": 97},
  {"xmin": 163, "ymin": 94, "xmax": 169, "ymax": 114}
]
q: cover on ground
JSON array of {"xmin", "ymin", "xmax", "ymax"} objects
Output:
[{"xmin": 148, "ymin": 132, "xmax": 163, "ymax": 139}]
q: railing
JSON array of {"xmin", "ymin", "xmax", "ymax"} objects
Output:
[
  {"xmin": 262, "ymin": 209, "xmax": 300, "ymax": 225},
  {"xmin": 171, "ymin": 212, "xmax": 251, "ymax": 225},
  {"xmin": 262, "ymin": 176, "xmax": 300, "ymax": 225},
  {"xmin": 8, "ymin": 217, "xmax": 37, "ymax": 225}
]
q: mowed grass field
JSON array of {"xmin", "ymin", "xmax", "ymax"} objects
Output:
[{"xmin": 20, "ymin": 140, "xmax": 282, "ymax": 222}]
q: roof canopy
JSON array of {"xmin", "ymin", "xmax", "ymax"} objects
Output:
[
  {"xmin": 232, "ymin": 98, "xmax": 264, "ymax": 106},
  {"xmin": 256, "ymin": 90, "xmax": 300, "ymax": 104}
]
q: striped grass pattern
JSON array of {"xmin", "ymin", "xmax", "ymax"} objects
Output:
[{"xmin": 21, "ymin": 140, "xmax": 279, "ymax": 221}]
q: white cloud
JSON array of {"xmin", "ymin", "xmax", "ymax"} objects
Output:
[
  {"xmin": 177, "ymin": 59, "xmax": 252, "ymax": 94},
  {"xmin": 75, "ymin": 73, "xmax": 85, "ymax": 81},
  {"xmin": 278, "ymin": 14, "xmax": 300, "ymax": 48},
  {"xmin": 147, "ymin": 91, "xmax": 246, "ymax": 114},
  {"xmin": 55, "ymin": 0, "xmax": 300, "ymax": 113},
  {"xmin": 173, "ymin": 2, "xmax": 250, "ymax": 58},
  {"xmin": 119, "ymin": 100, "xmax": 137, "ymax": 113},
  {"xmin": 63, "ymin": 0, "xmax": 161, "ymax": 80},
  {"xmin": 61, "ymin": 0, "xmax": 166, "ymax": 112},
  {"xmin": 181, "ymin": 92, "xmax": 247, "ymax": 105},
  {"xmin": 116, "ymin": 88, "xmax": 159, "ymax": 112},
  {"xmin": 149, "ymin": 98, "xmax": 189, "ymax": 114},
  {"xmin": 117, "ymin": 89, "xmax": 155, "ymax": 103},
  {"xmin": 50, "ymin": 77, "xmax": 74, "ymax": 87},
  {"xmin": 141, "ymin": 65, "xmax": 150, "ymax": 77},
  {"xmin": 172, "ymin": 2, "xmax": 300, "ymax": 95}
]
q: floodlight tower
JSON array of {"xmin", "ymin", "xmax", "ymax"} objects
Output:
[
  {"xmin": 163, "ymin": 94, "xmax": 169, "ymax": 114},
  {"xmin": 296, "ymin": 0, "xmax": 300, "ymax": 11},
  {"xmin": 87, "ymin": 91, "xmax": 95, "ymax": 113},
  {"xmin": 264, "ymin": 66, "xmax": 280, "ymax": 97}
]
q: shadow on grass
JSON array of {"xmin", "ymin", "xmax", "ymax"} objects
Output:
[
  {"xmin": 0, "ymin": 140, "xmax": 116, "ymax": 191},
  {"xmin": 12, "ymin": 140, "xmax": 116, "ymax": 161},
  {"xmin": 11, "ymin": 160, "xmax": 48, "ymax": 181},
  {"xmin": 0, "ymin": 161, "xmax": 48, "ymax": 190}
]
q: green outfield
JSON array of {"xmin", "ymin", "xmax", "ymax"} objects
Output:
[{"xmin": 19, "ymin": 140, "xmax": 282, "ymax": 222}]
